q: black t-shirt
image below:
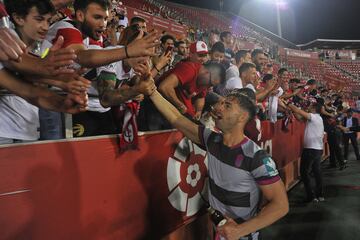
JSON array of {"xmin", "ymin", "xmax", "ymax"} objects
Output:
[{"xmin": 319, "ymin": 100, "xmax": 337, "ymax": 133}]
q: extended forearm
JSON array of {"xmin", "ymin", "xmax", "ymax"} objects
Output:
[
  {"xmin": 5, "ymin": 55, "xmax": 45, "ymax": 77},
  {"xmin": 194, "ymin": 97, "xmax": 205, "ymax": 113},
  {"xmin": 159, "ymin": 86, "xmax": 185, "ymax": 109},
  {"xmin": 350, "ymin": 126, "xmax": 360, "ymax": 132},
  {"xmin": 150, "ymin": 90, "xmax": 184, "ymax": 124},
  {"xmin": 32, "ymin": 90, "xmax": 65, "ymax": 111},
  {"xmin": 321, "ymin": 107, "xmax": 334, "ymax": 117},
  {"xmin": 256, "ymin": 88, "xmax": 272, "ymax": 102},
  {"xmin": 236, "ymin": 199, "xmax": 288, "ymax": 237},
  {"xmin": 281, "ymin": 92, "xmax": 295, "ymax": 100},
  {"xmin": 100, "ymin": 87, "xmax": 139, "ymax": 108},
  {"xmin": 76, "ymin": 48, "xmax": 127, "ymax": 68},
  {"xmin": 34, "ymin": 78, "xmax": 66, "ymax": 90},
  {"xmin": 288, "ymin": 103, "xmax": 308, "ymax": 120}
]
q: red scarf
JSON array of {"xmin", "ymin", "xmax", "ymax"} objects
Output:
[{"xmin": 112, "ymin": 101, "xmax": 140, "ymax": 152}]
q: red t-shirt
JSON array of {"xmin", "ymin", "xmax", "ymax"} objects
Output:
[
  {"xmin": 0, "ymin": 3, "xmax": 8, "ymax": 18},
  {"xmin": 159, "ymin": 61, "xmax": 207, "ymax": 116},
  {"xmin": 46, "ymin": 18, "xmax": 83, "ymax": 48}
]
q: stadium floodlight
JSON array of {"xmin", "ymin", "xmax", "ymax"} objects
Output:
[{"xmin": 259, "ymin": 0, "xmax": 287, "ymax": 37}]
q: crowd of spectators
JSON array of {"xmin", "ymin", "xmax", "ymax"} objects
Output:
[{"xmin": 2, "ymin": 0, "xmax": 360, "ymax": 238}]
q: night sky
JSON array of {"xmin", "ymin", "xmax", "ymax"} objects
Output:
[{"xmin": 167, "ymin": 0, "xmax": 360, "ymax": 44}]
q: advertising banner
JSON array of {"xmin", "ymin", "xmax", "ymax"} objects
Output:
[
  {"xmin": 279, "ymin": 48, "xmax": 319, "ymax": 60},
  {"xmin": 126, "ymin": 7, "xmax": 187, "ymax": 38}
]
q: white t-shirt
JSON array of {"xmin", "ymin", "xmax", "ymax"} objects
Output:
[
  {"xmin": 116, "ymin": 31, "xmax": 121, "ymax": 42},
  {"xmin": 245, "ymin": 83, "xmax": 256, "ymax": 93},
  {"xmin": 304, "ymin": 113, "xmax": 324, "ymax": 150},
  {"xmin": 96, "ymin": 46, "xmax": 135, "ymax": 82},
  {"xmin": 84, "ymin": 42, "xmax": 111, "ymax": 113},
  {"xmin": 118, "ymin": 16, "xmax": 129, "ymax": 27},
  {"xmin": 225, "ymin": 64, "xmax": 239, "ymax": 80},
  {"xmin": 96, "ymin": 45, "xmax": 135, "ymax": 106},
  {"xmin": 225, "ymin": 76, "xmax": 243, "ymax": 90},
  {"xmin": 0, "ymin": 30, "xmax": 39, "ymax": 140},
  {"xmin": 268, "ymin": 87, "xmax": 284, "ymax": 123},
  {"xmin": 356, "ymin": 100, "xmax": 360, "ymax": 111}
]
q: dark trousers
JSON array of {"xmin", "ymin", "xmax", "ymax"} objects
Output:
[
  {"xmin": 343, "ymin": 133, "xmax": 360, "ymax": 160},
  {"xmin": 72, "ymin": 110, "xmax": 118, "ymax": 137},
  {"xmin": 301, "ymin": 148, "xmax": 324, "ymax": 200},
  {"xmin": 327, "ymin": 130, "xmax": 345, "ymax": 166}
]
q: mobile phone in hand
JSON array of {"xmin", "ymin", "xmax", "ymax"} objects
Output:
[{"xmin": 165, "ymin": 46, "xmax": 173, "ymax": 55}]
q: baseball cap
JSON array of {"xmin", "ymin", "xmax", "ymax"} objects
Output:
[{"xmin": 190, "ymin": 41, "xmax": 208, "ymax": 54}]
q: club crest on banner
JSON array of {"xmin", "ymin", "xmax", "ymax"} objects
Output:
[{"xmin": 167, "ymin": 138, "xmax": 208, "ymax": 217}]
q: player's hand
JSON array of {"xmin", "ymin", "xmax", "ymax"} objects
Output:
[{"xmin": 217, "ymin": 217, "xmax": 242, "ymax": 240}]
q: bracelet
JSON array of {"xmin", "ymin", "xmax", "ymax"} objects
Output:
[
  {"xmin": 125, "ymin": 45, "xmax": 130, "ymax": 58},
  {"xmin": 153, "ymin": 65, "xmax": 160, "ymax": 72},
  {"xmin": 178, "ymin": 105, "xmax": 186, "ymax": 111}
]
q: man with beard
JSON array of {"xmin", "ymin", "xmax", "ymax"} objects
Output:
[
  {"xmin": 172, "ymin": 40, "xmax": 188, "ymax": 66},
  {"xmin": 45, "ymin": 0, "xmax": 159, "ymax": 68},
  {"xmin": 157, "ymin": 61, "xmax": 225, "ymax": 123},
  {"xmin": 135, "ymin": 65, "xmax": 289, "ymax": 240},
  {"xmin": 44, "ymin": 0, "xmax": 159, "ymax": 137},
  {"xmin": 251, "ymin": 49, "xmax": 268, "ymax": 74}
]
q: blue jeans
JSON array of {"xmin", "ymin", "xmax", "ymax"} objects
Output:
[{"xmin": 39, "ymin": 109, "xmax": 64, "ymax": 140}]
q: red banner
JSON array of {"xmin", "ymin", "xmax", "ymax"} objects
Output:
[
  {"xmin": 126, "ymin": 7, "xmax": 187, "ymax": 38},
  {"xmin": 280, "ymin": 48, "xmax": 319, "ymax": 60},
  {"xmin": 325, "ymin": 50, "xmax": 354, "ymax": 60},
  {"xmin": 0, "ymin": 120, "xmax": 327, "ymax": 239}
]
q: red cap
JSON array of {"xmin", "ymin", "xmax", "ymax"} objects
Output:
[{"xmin": 190, "ymin": 41, "xmax": 208, "ymax": 54}]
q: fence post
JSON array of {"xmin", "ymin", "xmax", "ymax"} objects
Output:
[{"xmin": 64, "ymin": 113, "xmax": 73, "ymax": 139}]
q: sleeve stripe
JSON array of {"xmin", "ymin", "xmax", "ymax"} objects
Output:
[
  {"xmin": 98, "ymin": 71, "xmax": 117, "ymax": 81},
  {"xmin": 256, "ymin": 175, "xmax": 281, "ymax": 185}
]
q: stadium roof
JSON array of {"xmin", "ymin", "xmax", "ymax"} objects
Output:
[{"xmin": 297, "ymin": 39, "xmax": 360, "ymax": 50}]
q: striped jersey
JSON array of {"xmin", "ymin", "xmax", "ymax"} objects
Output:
[{"xmin": 198, "ymin": 126, "xmax": 280, "ymax": 240}]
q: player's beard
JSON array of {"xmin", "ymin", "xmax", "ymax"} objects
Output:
[{"xmin": 81, "ymin": 19, "xmax": 98, "ymax": 40}]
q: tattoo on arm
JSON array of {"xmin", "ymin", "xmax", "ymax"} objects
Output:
[{"xmin": 97, "ymin": 72, "xmax": 138, "ymax": 107}]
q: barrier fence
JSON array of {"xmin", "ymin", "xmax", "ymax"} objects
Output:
[{"xmin": 0, "ymin": 119, "xmax": 329, "ymax": 240}]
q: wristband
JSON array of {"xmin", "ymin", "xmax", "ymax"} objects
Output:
[
  {"xmin": 125, "ymin": 45, "xmax": 130, "ymax": 58},
  {"xmin": 178, "ymin": 105, "xmax": 186, "ymax": 111},
  {"xmin": 153, "ymin": 65, "xmax": 160, "ymax": 72}
]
